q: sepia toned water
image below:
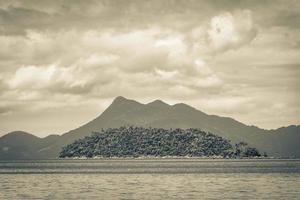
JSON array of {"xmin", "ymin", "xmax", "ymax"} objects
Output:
[{"xmin": 0, "ymin": 159, "xmax": 299, "ymax": 199}]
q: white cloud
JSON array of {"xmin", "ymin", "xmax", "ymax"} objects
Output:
[
  {"xmin": 2, "ymin": 26, "xmax": 225, "ymax": 113},
  {"xmin": 154, "ymin": 68, "xmax": 179, "ymax": 81},
  {"xmin": 207, "ymin": 10, "xmax": 257, "ymax": 52},
  {"xmin": 8, "ymin": 63, "xmax": 94, "ymax": 93},
  {"xmin": 9, "ymin": 64, "xmax": 57, "ymax": 89},
  {"xmin": 194, "ymin": 58, "xmax": 212, "ymax": 75},
  {"xmin": 83, "ymin": 53, "xmax": 120, "ymax": 67},
  {"xmin": 190, "ymin": 9, "xmax": 257, "ymax": 54},
  {"xmin": 194, "ymin": 75, "xmax": 223, "ymax": 88}
]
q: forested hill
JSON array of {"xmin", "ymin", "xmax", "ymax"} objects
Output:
[{"xmin": 59, "ymin": 127, "xmax": 262, "ymax": 158}]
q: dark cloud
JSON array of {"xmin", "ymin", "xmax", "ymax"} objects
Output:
[
  {"xmin": 0, "ymin": 6, "xmax": 52, "ymax": 35},
  {"xmin": 1, "ymin": 0, "xmax": 298, "ymax": 37},
  {"xmin": 0, "ymin": 106, "xmax": 11, "ymax": 114},
  {"xmin": 272, "ymin": 11, "xmax": 300, "ymax": 28}
]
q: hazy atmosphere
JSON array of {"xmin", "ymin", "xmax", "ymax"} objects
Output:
[{"xmin": 0, "ymin": 0, "xmax": 299, "ymax": 137}]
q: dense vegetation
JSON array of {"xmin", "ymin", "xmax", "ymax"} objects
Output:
[{"xmin": 59, "ymin": 127, "xmax": 263, "ymax": 158}]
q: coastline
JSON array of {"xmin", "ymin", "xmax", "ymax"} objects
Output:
[{"xmin": 60, "ymin": 155, "xmax": 274, "ymax": 160}]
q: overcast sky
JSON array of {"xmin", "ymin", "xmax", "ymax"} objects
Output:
[{"xmin": 0, "ymin": 0, "xmax": 299, "ymax": 137}]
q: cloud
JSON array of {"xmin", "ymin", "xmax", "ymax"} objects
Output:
[
  {"xmin": 81, "ymin": 53, "xmax": 120, "ymax": 68},
  {"xmin": 0, "ymin": 26, "xmax": 224, "ymax": 116},
  {"xmin": 9, "ymin": 65, "xmax": 56, "ymax": 89},
  {"xmin": 209, "ymin": 10, "xmax": 257, "ymax": 52},
  {"xmin": 0, "ymin": 0, "xmax": 299, "ymax": 135},
  {"xmin": 8, "ymin": 64, "xmax": 94, "ymax": 94},
  {"xmin": 0, "ymin": 105, "xmax": 11, "ymax": 115}
]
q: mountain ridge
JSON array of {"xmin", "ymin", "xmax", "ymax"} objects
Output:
[{"xmin": 0, "ymin": 96, "xmax": 299, "ymax": 159}]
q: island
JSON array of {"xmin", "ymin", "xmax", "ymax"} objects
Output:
[{"xmin": 59, "ymin": 127, "xmax": 263, "ymax": 158}]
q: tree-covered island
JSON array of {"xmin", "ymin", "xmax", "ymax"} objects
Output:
[{"xmin": 59, "ymin": 127, "xmax": 263, "ymax": 158}]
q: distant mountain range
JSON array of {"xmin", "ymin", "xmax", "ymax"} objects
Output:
[{"xmin": 0, "ymin": 96, "xmax": 299, "ymax": 159}]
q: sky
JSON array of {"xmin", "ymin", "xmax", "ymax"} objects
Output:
[{"xmin": 0, "ymin": 0, "xmax": 299, "ymax": 137}]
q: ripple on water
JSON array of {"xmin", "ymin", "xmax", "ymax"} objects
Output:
[{"xmin": 0, "ymin": 159, "xmax": 299, "ymax": 199}]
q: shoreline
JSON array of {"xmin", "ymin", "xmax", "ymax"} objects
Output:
[
  {"xmin": 60, "ymin": 155, "xmax": 281, "ymax": 160},
  {"xmin": 1, "ymin": 158, "xmax": 299, "ymax": 162}
]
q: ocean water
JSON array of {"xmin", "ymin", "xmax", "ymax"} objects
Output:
[{"xmin": 0, "ymin": 159, "xmax": 299, "ymax": 199}]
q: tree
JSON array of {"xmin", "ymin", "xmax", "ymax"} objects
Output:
[
  {"xmin": 235, "ymin": 142, "xmax": 248, "ymax": 157},
  {"xmin": 244, "ymin": 147, "xmax": 261, "ymax": 157}
]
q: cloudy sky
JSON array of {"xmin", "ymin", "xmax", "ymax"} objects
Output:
[{"xmin": 0, "ymin": 0, "xmax": 299, "ymax": 137}]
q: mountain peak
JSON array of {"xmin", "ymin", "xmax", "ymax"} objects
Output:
[
  {"xmin": 0, "ymin": 131, "xmax": 41, "ymax": 146},
  {"xmin": 102, "ymin": 96, "xmax": 143, "ymax": 116},
  {"xmin": 147, "ymin": 99, "xmax": 170, "ymax": 107},
  {"xmin": 111, "ymin": 96, "xmax": 141, "ymax": 106},
  {"xmin": 1, "ymin": 131, "xmax": 38, "ymax": 139},
  {"xmin": 173, "ymin": 103, "xmax": 195, "ymax": 110},
  {"xmin": 113, "ymin": 96, "xmax": 129, "ymax": 103}
]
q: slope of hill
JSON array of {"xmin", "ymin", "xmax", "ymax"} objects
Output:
[
  {"xmin": 0, "ymin": 131, "xmax": 60, "ymax": 159},
  {"xmin": 0, "ymin": 96, "xmax": 299, "ymax": 159},
  {"xmin": 59, "ymin": 127, "xmax": 261, "ymax": 158}
]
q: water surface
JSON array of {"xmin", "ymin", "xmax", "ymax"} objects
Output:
[{"xmin": 0, "ymin": 159, "xmax": 299, "ymax": 199}]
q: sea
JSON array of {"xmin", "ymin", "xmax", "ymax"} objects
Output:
[{"xmin": 0, "ymin": 159, "xmax": 299, "ymax": 200}]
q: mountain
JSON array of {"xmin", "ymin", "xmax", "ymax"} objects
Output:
[
  {"xmin": 0, "ymin": 131, "xmax": 60, "ymax": 159},
  {"xmin": 0, "ymin": 96, "xmax": 299, "ymax": 159}
]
